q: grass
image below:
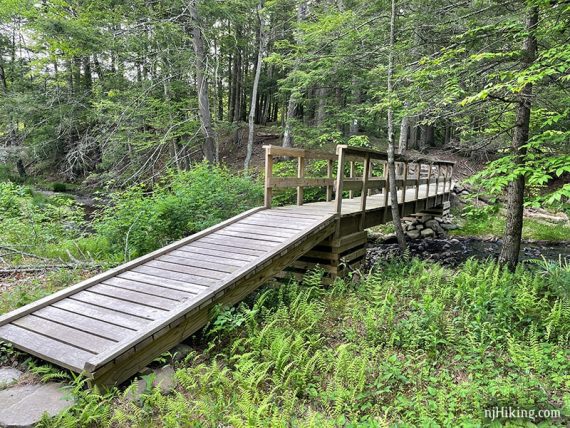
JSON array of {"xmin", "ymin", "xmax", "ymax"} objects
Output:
[
  {"xmin": 453, "ymin": 213, "xmax": 570, "ymax": 241},
  {"xmin": 0, "ymin": 258, "xmax": 565, "ymax": 427},
  {"xmin": 0, "ymin": 269, "xmax": 96, "ymax": 315}
]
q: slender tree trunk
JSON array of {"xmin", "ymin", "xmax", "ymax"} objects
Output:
[
  {"xmin": 0, "ymin": 61, "xmax": 8, "ymax": 94},
  {"xmin": 189, "ymin": 0, "xmax": 216, "ymax": 163},
  {"xmin": 387, "ymin": 0, "xmax": 407, "ymax": 251},
  {"xmin": 499, "ymin": 6, "xmax": 538, "ymax": 270},
  {"xmin": 349, "ymin": 76, "xmax": 360, "ymax": 135},
  {"xmin": 283, "ymin": 95, "xmax": 296, "ymax": 148},
  {"xmin": 282, "ymin": 0, "xmax": 306, "ymax": 147},
  {"xmin": 397, "ymin": 116, "xmax": 409, "ymax": 154},
  {"xmin": 245, "ymin": 0, "xmax": 267, "ymax": 170}
]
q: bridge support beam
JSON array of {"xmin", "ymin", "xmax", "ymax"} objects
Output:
[{"xmin": 278, "ymin": 230, "xmax": 368, "ymax": 285}]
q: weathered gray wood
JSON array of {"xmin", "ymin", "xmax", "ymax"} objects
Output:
[
  {"xmin": 90, "ymin": 284, "xmax": 179, "ymax": 311},
  {"xmin": 158, "ymin": 254, "xmax": 239, "ymax": 273},
  {"xmin": 238, "ymin": 218, "xmax": 306, "ymax": 230},
  {"xmin": 224, "ymin": 224, "xmax": 295, "ymax": 239},
  {"xmin": 132, "ymin": 265, "xmax": 219, "ymax": 287},
  {"xmin": 202, "ymin": 235, "xmax": 277, "ymax": 251},
  {"xmin": 133, "ymin": 265, "xmax": 218, "ymax": 287},
  {"xmin": 263, "ymin": 145, "xmax": 337, "ymax": 160},
  {"xmin": 52, "ymin": 300, "xmax": 147, "ymax": 330},
  {"xmin": 71, "ymin": 291, "xmax": 164, "ymax": 320},
  {"xmin": 146, "ymin": 260, "xmax": 229, "ymax": 280},
  {"xmin": 269, "ymin": 177, "xmax": 335, "ymax": 189},
  {"xmin": 246, "ymin": 214, "xmax": 317, "ymax": 226},
  {"xmin": 187, "ymin": 241, "xmax": 267, "ymax": 257},
  {"xmin": 34, "ymin": 306, "xmax": 133, "ymax": 341},
  {"xmin": 270, "ymin": 208, "xmax": 331, "ymax": 218},
  {"xmin": 0, "ymin": 324, "xmax": 94, "ymax": 371},
  {"xmin": 104, "ymin": 277, "xmax": 195, "ymax": 302},
  {"xmin": 84, "ymin": 214, "xmax": 337, "ymax": 375},
  {"xmin": 214, "ymin": 229, "xmax": 286, "ymax": 243},
  {"xmin": 13, "ymin": 315, "xmax": 116, "ymax": 354},
  {"xmin": 173, "ymin": 246, "xmax": 255, "ymax": 263},
  {"xmin": 264, "ymin": 150, "xmax": 273, "ymax": 208},
  {"xmin": 117, "ymin": 271, "xmax": 207, "ymax": 294},
  {"xmin": 0, "ymin": 206, "xmax": 265, "ymax": 328}
]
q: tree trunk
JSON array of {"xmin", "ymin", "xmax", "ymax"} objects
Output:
[
  {"xmin": 387, "ymin": 0, "xmax": 407, "ymax": 252},
  {"xmin": 189, "ymin": 0, "xmax": 216, "ymax": 163},
  {"xmin": 498, "ymin": 6, "xmax": 538, "ymax": 270},
  {"xmin": 283, "ymin": 94, "xmax": 296, "ymax": 148},
  {"xmin": 0, "ymin": 61, "xmax": 8, "ymax": 94},
  {"xmin": 282, "ymin": 0, "xmax": 306, "ymax": 147},
  {"xmin": 397, "ymin": 116, "xmax": 409, "ymax": 155},
  {"xmin": 349, "ymin": 76, "xmax": 360, "ymax": 135},
  {"xmin": 245, "ymin": 0, "xmax": 267, "ymax": 170}
]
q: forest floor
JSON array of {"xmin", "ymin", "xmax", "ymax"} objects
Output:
[{"xmin": 1, "ymin": 259, "xmax": 569, "ymax": 427}]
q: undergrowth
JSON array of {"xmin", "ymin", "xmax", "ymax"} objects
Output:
[
  {"xmin": 32, "ymin": 258, "xmax": 570, "ymax": 427},
  {"xmin": 453, "ymin": 204, "xmax": 570, "ymax": 241}
]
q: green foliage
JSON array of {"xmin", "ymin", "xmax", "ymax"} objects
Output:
[
  {"xmin": 33, "ymin": 259, "xmax": 570, "ymax": 426},
  {"xmin": 0, "ymin": 182, "xmax": 88, "ymax": 261},
  {"xmin": 0, "ymin": 268, "xmax": 89, "ymax": 315},
  {"xmin": 454, "ymin": 204, "xmax": 570, "ymax": 241},
  {"xmin": 94, "ymin": 163, "xmax": 263, "ymax": 260}
]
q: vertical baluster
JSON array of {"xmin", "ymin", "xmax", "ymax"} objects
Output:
[
  {"xmin": 383, "ymin": 161, "xmax": 390, "ymax": 222},
  {"xmin": 434, "ymin": 164, "xmax": 441, "ymax": 203},
  {"xmin": 335, "ymin": 147, "xmax": 346, "ymax": 217},
  {"xmin": 297, "ymin": 156, "xmax": 305, "ymax": 205},
  {"xmin": 326, "ymin": 159, "xmax": 333, "ymax": 202},
  {"xmin": 400, "ymin": 162, "xmax": 408, "ymax": 217},
  {"xmin": 264, "ymin": 148, "xmax": 273, "ymax": 208},
  {"xmin": 414, "ymin": 163, "xmax": 421, "ymax": 213},
  {"xmin": 349, "ymin": 160, "xmax": 355, "ymax": 199},
  {"xmin": 360, "ymin": 154, "xmax": 371, "ymax": 230}
]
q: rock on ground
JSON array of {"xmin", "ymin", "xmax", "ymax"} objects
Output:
[
  {"xmin": 126, "ymin": 365, "xmax": 177, "ymax": 401},
  {"xmin": 0, "ymin": 383, "xmax": 73, "ymax": 428},
  {"xmin": 0, "ymin": 368, "xmax": 22, "ymax": 388}
]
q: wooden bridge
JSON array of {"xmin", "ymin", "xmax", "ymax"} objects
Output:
[{"xmin": 0, "ymin": 145, "xmax": 454, "ymax": 386}]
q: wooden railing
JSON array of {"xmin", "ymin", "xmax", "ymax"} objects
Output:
[
  {"xmin": 334, "ymin": 145, "xmax": 454, "ymax": 229},
  {"xmin": 263, "ymin": 145, "xmax": 454, "ymax": 215},
  {"xmin": 263, "ymin": 145, "xmax": 337, "ymax": 208}
]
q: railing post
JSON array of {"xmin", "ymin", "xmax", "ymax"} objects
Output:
[
  {"xmin": 326, "ymin": 159, "xmax": 333, "ymax": 202},
  {"xmin": 414, "ymin": 163, "xmax": 421, "ymax": 213},
  {"xmin": 359, "ymin": 154, "xmax": 370, "ymax": 230},
  {"xmin": 264, "ymin": 147, "xmax": 273, "ymax": 208},
  {"xmin": 335, "ymin": 146, "xmax": 346, "ymax": 216},
  {"xmin": 426, "ymin": 163, "xmax": 432, "ymax": 201},
  {"xmin": 348, "ymin": 160, "xmax": 355, "ymax": 199},
  {"xmin": 383, "ymin": 161, "xmax": 389, "ymax": 222},
  {"xmin": 448, "ymin": 166, "xmax": 453, "ymax": 201},
  {"xmin": 434, "ymin": 164, "xmax": 441, "ymax": 202},
  {"xmin": 400, "ymin": 162, "xmax": 408, "ymax": 217},
  {"xmin": 297, "ymin": 156, "xmax": 305, "ymax": 206}
]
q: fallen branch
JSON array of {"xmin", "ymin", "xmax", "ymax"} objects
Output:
[
  {"xmin": 0, "ymin": 246, "xmax": 51, "ymax": 261},
  {"xmin": 0, "ymin": 263, "xmax": 101, "ymax": 275}
]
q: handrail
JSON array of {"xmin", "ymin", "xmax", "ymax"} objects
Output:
[
  {"xmin": 263, "ymin": 144, "xmax": 454, "ymax": 215},
  {"xmin": 263, "ymin": 145, "xmax": 335, "ymax": 208},
  {"xmin": 334, "ymin": 145, "xmax": 454, "ymax": 226}
]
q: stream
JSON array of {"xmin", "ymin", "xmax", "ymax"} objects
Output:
[{"xmin": 365, "ymin": 236, "xmax": 570, "ymax": 269}]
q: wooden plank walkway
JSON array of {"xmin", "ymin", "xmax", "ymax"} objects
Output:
[{"xmin": 0, "ymin": 145, "xmax": 453, "ymax": 386}]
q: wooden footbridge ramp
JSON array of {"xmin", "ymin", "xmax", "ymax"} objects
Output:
[{"xmin": 0, "ymin": 145, "xmax": 454, "ymax": 386}]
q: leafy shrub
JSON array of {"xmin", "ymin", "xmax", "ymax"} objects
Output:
[
  {"xmin": 0, "ymin": 182, "xmax": 86, "ymax": 260},
  {"xmin": 52, "ymin": 182, "xmax": 67, "ymax": 192},
  {"xmin": 94, "ymin": 162, "xmax": 263, "ymax": 260}
]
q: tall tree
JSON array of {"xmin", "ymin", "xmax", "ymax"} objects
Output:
[
  {"xmin": 189, "ymin": 0, "xmax": 217, "ymax": 163},
  {"xmin": 245, "ymin": 0, "xmax": 267, "ymax": 170},
  {"xmin": 387, "ymin": 0, "xmax": 406, "ymax": 251},
  {"xmin": 498, "ymin": 5, "xmax": 539, "ymax": 270}
]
